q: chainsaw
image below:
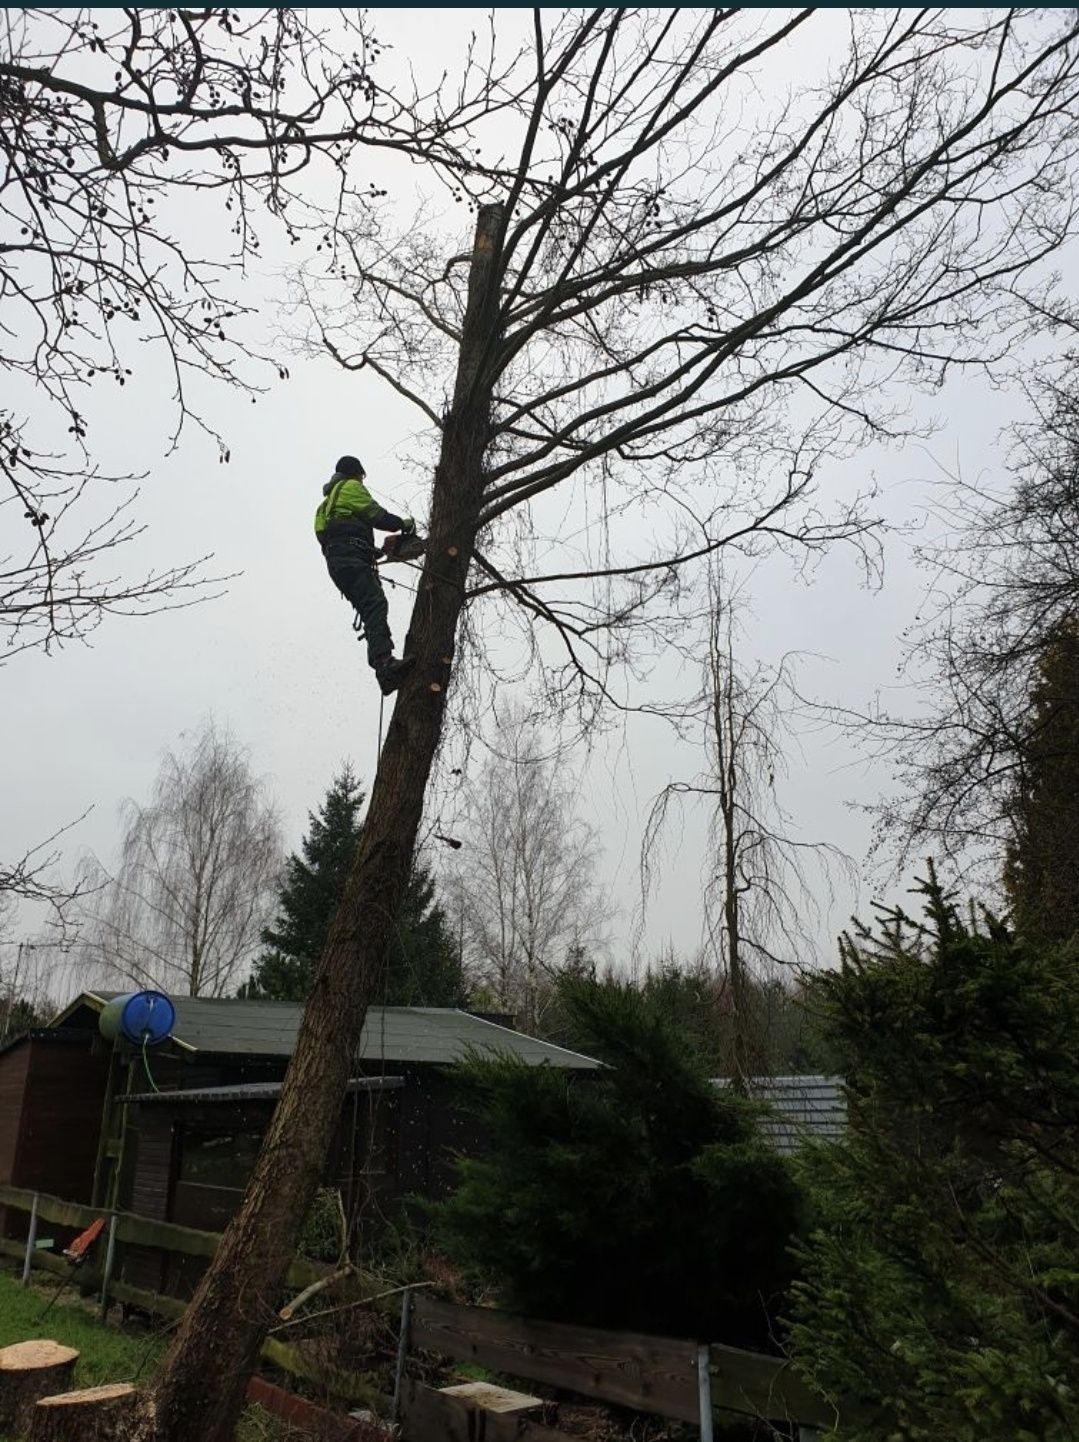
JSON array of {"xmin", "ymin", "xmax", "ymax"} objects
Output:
[{"xmin": 379, "ymin": 531, "xmax": 426, "ymax": 565}]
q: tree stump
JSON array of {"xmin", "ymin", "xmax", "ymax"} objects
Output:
[
  {"xmin": 29, "ymin": 1383, "xmax": 141, "ymax": 1442},
  {"xmin": 0, "ymin": 1341, "xmax": 79, "ymax": 1436}
]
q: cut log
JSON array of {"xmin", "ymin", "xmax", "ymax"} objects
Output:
[
  {"xmin": 0, "ymin": 1340, "xmax": 79, "ymax": 1436},
  {"xmin": 28, "ymin": 1382, "xmax": 140, "ymax": 1442}
]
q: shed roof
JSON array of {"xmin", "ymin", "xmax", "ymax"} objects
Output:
[
  {"xmin": 123, "ymin": 1075, "xmax": 406, "ymax": 1106},
  {"xmin": 51, "ymin": 992, "xmax": 601, "ymax": 1071},
  {"xmin": 714, "ymin": 1074, "xmax": 846, "ymax": 1154}
]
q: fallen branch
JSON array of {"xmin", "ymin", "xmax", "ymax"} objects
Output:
[{"xmin": 272, "ymin": 1281, "xmax": 434, "ymax": 1334}]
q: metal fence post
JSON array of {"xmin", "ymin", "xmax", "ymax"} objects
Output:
[
  {"xmin": 99, "ymin": 1213, "xmax": 118, "ymax": 1320},
  {"xmin": 392, "ymin": 1287, "xmax": 414, "ymax": 1422},
  {"xmin": 697, "ymin": 1345, "xmax": 713, "ymax": 1442},
  {"xmin": 21, "ymin": 1193, "xmax": 39, "ymax": 1286}
]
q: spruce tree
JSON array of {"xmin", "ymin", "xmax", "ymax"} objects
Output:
[
  {"xmin": 243, "ymin": 766, "xmax": 466, "ymax": 1005},
  {"xmin": 1005, "ymin": 618, "xmax": 1079, "ymax": 947}
]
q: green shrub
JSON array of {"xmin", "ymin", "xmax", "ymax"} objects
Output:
[
  {"xmin": 790, "ymin": 871, "xmax": 1079, "ymax": 1441},
  {"xmin": 436, "ymin": 977, "xmax": 802, "ymax": 1347},
  {"xmin": 298, "ymin": 1186, "xmax": 344, "ymax": 1264}
]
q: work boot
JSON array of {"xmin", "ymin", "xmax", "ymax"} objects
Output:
[{"xmin": 374, "ymin": 655, "xmax": 415, "ymax": 696}]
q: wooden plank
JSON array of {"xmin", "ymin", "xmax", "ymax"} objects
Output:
[
  {"xmin": 0, "ymin": 1186, "xmax": 98, "ymax": 1232},
  {"xmin": 709, "ymin": 1344, "xmax": 836, "ymax": 1429},
  {"xmin": 106, "ymin": 1280, "xmax": 186, "ymax": 1321},
  {"xmin": 411, "ymin": 1296, "xmax": 698, "ymax": 1422},
  {"xmin": 440, "ymin": 1382, "xmax": 543, "ymax": 1414},
  {"xmin": 403, "ymin": 1381, "xmax": 578, "ymax": 1442}
]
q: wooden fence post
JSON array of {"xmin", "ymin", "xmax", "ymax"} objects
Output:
[
  {"xmin": 99, "ymin": 1213, "xmax": 118, "ymax": 1321},
  {"xmin": 21, "ymin": 1194, "xmax": 39, "ymax": 1287},
  {"xmin": 696, "ymin": 1345, "xmax": 713, "ymax": 1442},
  {"xmin": 392, "ymin": 1287, "xmax": 413, "ymax": 1422}
]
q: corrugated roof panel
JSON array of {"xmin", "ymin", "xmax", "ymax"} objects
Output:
[
  {"xmin": 713, "ymin": 1075, "xmax": 846, "ymax": 1155},
  {"xmin": 56, "ymin": 993, "xmax": 600, "ymax": 1070}
]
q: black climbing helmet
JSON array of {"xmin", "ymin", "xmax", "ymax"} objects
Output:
[{"xmin": 335, "ymin": 454, "xmax": 365, "ymax": 479}]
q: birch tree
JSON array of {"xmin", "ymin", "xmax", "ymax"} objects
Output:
[
  {"xmin": 140, "ymin": 14, "xmax": 1079, "ymax": 1441},
  {"xmin": 80, "ymin": 719, "xmax": 283, "ymax": 997},
  {"xmin": 454, "ymin": 713, "xmax": 604, "ymax": 1031}
]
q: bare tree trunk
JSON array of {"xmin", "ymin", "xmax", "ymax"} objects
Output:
[{"xmin": 142, "ymin": 204, "xmax": 504, "ymax": 1442}]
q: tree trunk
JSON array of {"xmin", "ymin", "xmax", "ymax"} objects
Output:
[
  {"xmin": 0, "ymin": 1341, "xmax": 79, "ymax": 1436},
  {"xmin": 141, "ymin": 203, "xmax": 505, "ymax": 1442},
  {"xmin": 28, "ymin": 1384, "xmax": 141, "ymax": 1442}
]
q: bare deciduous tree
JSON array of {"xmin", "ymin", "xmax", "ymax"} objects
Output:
[
  {"xmin": 0, "ymin": 933, "xmax": 62, "ymax": 1044},
  {"xmin": 836, "ymin": 365, "xmax": 1079, "ymax": 882},
  {"xmin": 78, "ymin": 719, "xmax": 282, "ymax": 997},
  {"xmin": 142, "ymin": 15, "xmax": 1079, "ymax": 1441},
  {"xmin": 0, "ymin": 7, "xmax": 499, "ymax": 659},
  {"xmin": 452, "ymin": 711, "xmax": 605, "ymax": 1032},
  {"xmin": 643, "ymin": 563, "xmax": 853, "ymax": 1085}
]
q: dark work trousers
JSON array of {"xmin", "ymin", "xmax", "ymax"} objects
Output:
[{"xmin": 324, "ymin": 540, "xmax": 393, "ymax": 668}]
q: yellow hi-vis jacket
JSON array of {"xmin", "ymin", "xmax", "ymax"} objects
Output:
[{"xmin": 314, "ymin": 474, "xmax": 407, "ymax": 549}]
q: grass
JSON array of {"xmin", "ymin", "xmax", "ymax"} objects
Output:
[{"xmin": 0, "ymin": 1267, "xmax": 295, "ymax": 1440}]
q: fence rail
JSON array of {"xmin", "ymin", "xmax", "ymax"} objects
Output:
[
  {"xmin": 0, "ymin": 1185, "xmax": 843, "ymax": 1436},
  {"xmin": 0, "ymin": 1182, "xmax": 327, "ymax": 1290},
  {"xmin": 0, "ymin": 1183, "xmax": 387, "ymax": 1410},
  {"xmin": 412, "ymin": 1295, "xmax": 700, "ymax": 1423},
  {"xmin": 409, "ymin": 1294, "xmax": 839, "ymax": 1434}
]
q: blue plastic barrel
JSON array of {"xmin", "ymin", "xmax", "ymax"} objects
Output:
[{"xmin": 98, "ymin": 991, "xmax": 176, "ymax": 1046}]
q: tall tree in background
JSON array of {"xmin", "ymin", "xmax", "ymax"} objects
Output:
[
  {"xmin": 79, "ymin": 720, "xmax": 282, "ymax": 997},
  {"xmin": 643, "ymin": 564, "xmax": 851, "ymax": 1083},
  {"xmin": 452, "ymin": 714, "xmax": 604, "ymax": 1032},
  {"xmin": 244, "ymin": 766, "xmax": 465, "ymax": 1006},
  {"xmin": 848, "ymin": 370, "xmax": 1079, "ymax": 882},
  {"xmin": 147, "ymin": 15, "xmax": 1079, "ymax": 1440},
  {"xmin": 1004, "ymin": 620, "xmax": 1079, "ymax": 946}
]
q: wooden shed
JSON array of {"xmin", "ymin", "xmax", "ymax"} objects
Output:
[{"xmin": 14, "ymin": 992, "xmax": 601, "ymax": 1298}]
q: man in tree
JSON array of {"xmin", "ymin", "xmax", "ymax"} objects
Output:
[{"xmin": 315, "ymin": 455, "xmax": 418, "ymax": 695}]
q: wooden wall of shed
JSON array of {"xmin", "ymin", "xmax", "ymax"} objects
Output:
[
  {"xmin": 0, "ymin": 1035, "xmax": 110, "ymax": 1240},
  {"xmin": 121, "ymin": 1102, "xmax": 177, "ymax": 1294},
  {"xmin": 0, "ymin": 1042, "xmax": 30, "ymax": 1238}
]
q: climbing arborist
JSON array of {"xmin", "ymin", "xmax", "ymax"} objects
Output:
[{"xmin": 315, "ymin": 455, "xmax": 416, "ymax": 695}]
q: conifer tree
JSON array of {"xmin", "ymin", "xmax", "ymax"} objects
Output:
[
  {"xmin": 243, "ymin": 767, "xmax": 465, "ymax": 1006},
  {"xmin": 1005, "ymin": 619, "xmax": 1079, "ymax": 947}
]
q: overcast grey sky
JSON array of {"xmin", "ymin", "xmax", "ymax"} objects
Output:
[{"xmin": 3, "ymin": 8, "xmax": 1074, "ymax": 997}]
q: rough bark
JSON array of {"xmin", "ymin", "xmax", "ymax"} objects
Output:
[
  {"xmin": 140, "ymin": 203, "xmax": 505, "ymax": 1442},
  {"xmin": 28, "ymin": 1384, "xmax": 140, "ymax": 1442},
  {"xmin": 0, "ymin": 1341, "xmax": 79, "ymax": 1436}
]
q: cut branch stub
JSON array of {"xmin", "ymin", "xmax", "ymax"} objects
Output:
[{"xmin": 0, "ymin": 1341, "xmax": 79, "ymax": 1436}]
